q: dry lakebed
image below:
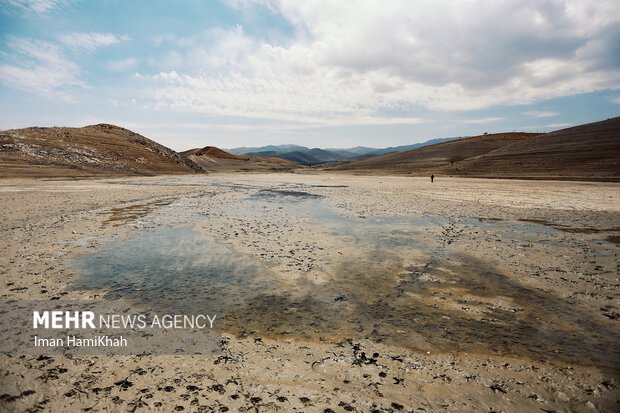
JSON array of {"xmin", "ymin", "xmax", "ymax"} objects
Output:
[{"xmin": 0, "ymin": 173, "xmax": 619, "ymax": 412}]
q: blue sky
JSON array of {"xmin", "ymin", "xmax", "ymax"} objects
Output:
[{"xmin": 1, "ymin": 0, "xmax": 619, "ymax": 151}]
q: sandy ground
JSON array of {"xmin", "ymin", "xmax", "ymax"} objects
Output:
[{"xmin": 0, "ymin": 173, "xmax": 619, "ymax": 412}]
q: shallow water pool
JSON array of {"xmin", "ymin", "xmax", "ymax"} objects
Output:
[{"xmin": 69, "ymin": 188, "xmax": 620, "ymax": 372}]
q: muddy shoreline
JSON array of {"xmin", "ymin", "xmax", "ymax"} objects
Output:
[{"xmin": 1, "ymin": 173, "xmax": 618, "ymax": 412}]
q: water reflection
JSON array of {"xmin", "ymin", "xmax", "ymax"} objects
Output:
[{"xmin": 70, "ymin": 191, "xmax": 620, "ymax": 374}]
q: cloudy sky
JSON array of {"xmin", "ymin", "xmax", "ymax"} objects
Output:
[{"xmin": 1, "ymin": 0, "xmax": 619, "ymax": 150}]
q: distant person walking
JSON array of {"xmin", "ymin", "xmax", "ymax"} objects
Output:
[{"xmin": 430, "ymin": 174, "xmax": 434, "ymax": 183}]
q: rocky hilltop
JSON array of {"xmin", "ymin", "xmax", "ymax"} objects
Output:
[{"xmin": 0, "ymin": 124, "xmax": 204, "ymax": 178}]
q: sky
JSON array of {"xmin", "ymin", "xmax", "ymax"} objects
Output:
[{"xmin": 0, "ymin": 0, "xmax": 619, "ymax": 151}]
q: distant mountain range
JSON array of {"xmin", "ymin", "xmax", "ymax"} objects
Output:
[{"xmin": 226, "ymin": 137, "xmax": 459, "ymax": 165}]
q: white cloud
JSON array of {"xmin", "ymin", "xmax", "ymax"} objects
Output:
[
  {"xmin": 0, "ymin": 32, "xmax": 129, "ymax": 100},
  {"xmin": 525, "ymin": 111, "xmax": 559, "ymax": 117},
  {"xmin": 611, "ymin": 96, "xmax": 620, "ymax": 104},
  {"xmin": 460, "ymin": 117, "xmax": 504, "ymax": 124},
  {"xmin": 546, "ymin": 122, "xmax": 573, "ymax": 128},
  {"xmin": 59, "ymin": 33, "xmax": 129, "ymax": 52},
  {"xmin": 0, "ymin": 31, "xmax": 131, "ymax": 101},
  {"xmin": 0, "ymin": 37, "xmax": 86, "ymax": 100},
  {"xmin": 149, "ymin": 67, "xmax": 429, "ymax": 124},
  {"xmin": 6, "ymin": 0, "xmax": 75, "ymax": 14},
  {"xmin": 107, "ymin": 57, "xmax": 137, "ymax": 71},
  {"xmin": 142, "ymin": 0, "xmax": 620, "ymax": 123}
]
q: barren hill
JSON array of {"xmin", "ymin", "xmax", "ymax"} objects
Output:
[
  {"xmin": 328, "ymin": 118, "xmax": 620, "ymax": 181},
  {"xmin": 0, "ymin": 124, "xmax": 204, "ymax": 178},
  {"xmin": 328, "ymin": 132, "xmax": 540, "ymax": 174},
  {"xmin": 181, "ymin": 146, "xmax": 241, "ymax": 160},
  {"xmin": 181, "ymin": 145, "xmax": 301, "ymax": 172},
  {"xmin": 455, "ymin": 117, "xmax": 620, "ymax": 181}
]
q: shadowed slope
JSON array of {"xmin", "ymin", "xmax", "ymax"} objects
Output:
[
  {"xmin": 328, "ymin": 132, "xmax": 539, "ymax": 174},
  {"xmin": 456, "ymin": 117, "xmax": 620, "ymax": 181},
  {"xmin": 327, "ymin": 118, "xmax": 620, "ymax": 181}
]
